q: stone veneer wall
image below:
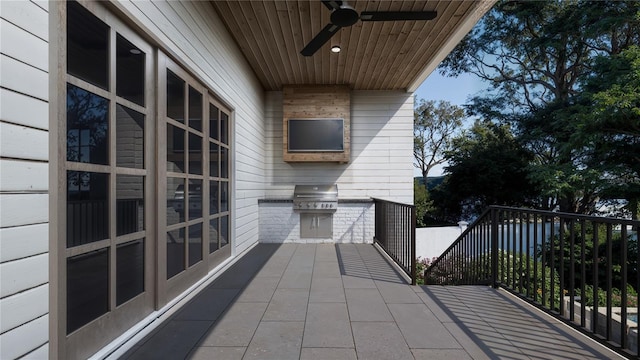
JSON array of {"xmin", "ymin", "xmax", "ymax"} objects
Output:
[{"xmin": 258, "ymin": 200, "xmax": 374, "ymax": 244}]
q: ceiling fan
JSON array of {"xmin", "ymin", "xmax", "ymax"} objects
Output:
[{"xmin": 300, "ymin": 0, "xmax": 437, "ymax": 57}]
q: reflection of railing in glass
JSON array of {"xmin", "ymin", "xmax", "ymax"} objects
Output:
[
  {"xmin": 116, "ymin": 199, "xmax": 143, "ymax": 236},
  {"xmin": 67, "ymin": 200, "xmax": 109, "ymax": 247}
]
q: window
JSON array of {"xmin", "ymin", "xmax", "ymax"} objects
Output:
[
  {"xmin": 64, "ymin": 0, "xmax": 150, "ymax": 336},
  {"xmin": 58, "ymin": 2, "xmax": 233, "ymax": 357}
]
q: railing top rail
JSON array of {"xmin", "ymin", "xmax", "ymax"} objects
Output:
[
  {"xmin": 488, "ymin": 205, "xmax": 640, "ymax": 226},
  {"xmin": 371, "ymin": 197, "xmax": 416, "ymax": 208}
]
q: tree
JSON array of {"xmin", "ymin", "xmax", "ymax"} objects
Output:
[
  {"xmin": 414, "ymin": 179, "xmax": 434, "ymax": 227},
  {"xmin": 572, "ymin": 45, "xmax": 640, "ymax": 219},
  {"xmin": 439, "ymin": 0, "xmax": 640, "ymax": 214},
  {"xmin": 413, "ymin": 99, "xmax": 465, "ymax": 183},
  {"xmin": 434, "ymin": 121, "xmax": 539, "ymax": 220}
]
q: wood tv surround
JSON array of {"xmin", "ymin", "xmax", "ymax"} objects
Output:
[{"xmin": 283, "ymin": 85, "xmax": 350, "ymax": 163}]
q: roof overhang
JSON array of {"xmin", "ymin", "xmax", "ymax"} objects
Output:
[{"xmin": 211, "ymin": 0, "xmax": 494, "ymax": 92}]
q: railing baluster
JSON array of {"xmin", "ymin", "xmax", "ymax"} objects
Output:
[
  {"xmin": 620, "ymin": 224, "xmax": 627, "ymax": 349},
  {"xmin": 580, "ymin": 219, "xmax": 586, "ymax": 328},
  {"xmin": 606, "ymin": 223, "xmax": 613, "ymax": 341}
]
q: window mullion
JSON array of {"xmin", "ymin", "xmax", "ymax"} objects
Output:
[{"xmin": 108, "ymin": 26, "xmax": 118, "ymax": 312}]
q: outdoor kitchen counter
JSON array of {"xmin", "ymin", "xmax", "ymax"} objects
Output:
[{"xmin": 258, "ymin": 198, "xmax": 374, "ymax": 203}]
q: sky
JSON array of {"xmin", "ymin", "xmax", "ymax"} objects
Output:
[{"xmin": 412, "ymin": 70, "xmax": 487, "ymax": 177}]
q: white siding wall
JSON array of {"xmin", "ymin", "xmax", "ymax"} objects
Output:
[
  {"xmin": 0, "ymin": 1, "xmax": 50, "ymax": 359},
  {"xmin": 116, "ymin": 1, "xmax": 266, "ymax": 254},
  {"xmin": 264, "ymin": 91, "xmax": 414, "ymax": 203}
]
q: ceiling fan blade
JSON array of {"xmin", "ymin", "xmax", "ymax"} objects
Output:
[
  {"xmin": 322, "ymin": 0, "xmax": 343, "ymax": 11},
  {"xmin": 300, "ymin": 23, "xmax": 341, "ymax": 56},
  {"xmin": 360, "ymin": 11, "xmax": 437, "ymax": 21}
]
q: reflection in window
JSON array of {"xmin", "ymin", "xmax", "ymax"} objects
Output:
[
  {"xmin": 167, "ymin": 124, "xmax": 185, "ymax": 172},
  {"xmin": 210, "ymin": 104, "xmax": 219, "ymax": 140},
  {"xmin": 116, "ymin": 105, "xmax": 145, "ymax": 169},
  {"xmin": 67, "ymin": 84, "xmax": 109, "ymax": 165},
  {"xmin": 67, "ymin": 248, "xmax": 109, "ymax": 334},
  {"xmin": 188, "ymin": 179, "xmax": 202, "ymax": 220},
  {"xmin": 220, "ymin": 147, "xmax": 228, "ymax": 179},
  {"xmin": 167, "ymin": 177, "xmax": 185, "ymax": 226},
  {"xmin": 67, "ymin": 171, "xmax": 109, "ymax": 248},
  {"xmin": 116, "ymin": 175, "xmax": 144, "ymax": 236},
  {"xmin": 220, "ymin": 216, "xmax": 229, "ymax": 247},
  {"xmin": 188, "ymin": 133, "xmax": 202, "ymax": 175},
  {"xmin": 188, "ymin": 224, "xmax": 202, "ymax": 266},
  {"xmin": 210, "ymin": 142, "xmax": 219, "ymax": 177},
  {"xmin": 188, "ymin": 86, "xmax": 202, "ymax": 131},
  {"xmin": 67, "ymin": 1, "xmax": 109, "ymax": 89},
  {"xmin": 167, "ymin": 228, "xmax": 185, "ymax": 279},
  {"xmin": 167, "ymin": 70, "xmax": 185, "ymax": 122},
  {"xmin": 209, "ymin": 218, "xmax": 218, "ymax": 253},
  {"xmin": 116, "ymin": 239, "xmax": 144, "ymax": 306},
  {"xmin": 220, "ymin": 182, "xmax": 228, "ymax": 213},
  {"xmin": 209, "ymin": 181, "xmax": 218, "ymax": 215},
  {"xmin": 116, "ymin": 34, "xmax": 145, "ymax": 106},
  {"xmin": 220, "ymin": 111, "xmax": 229, "ymax": 144}
]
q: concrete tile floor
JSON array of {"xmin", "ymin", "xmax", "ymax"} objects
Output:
[{"xmin": 122, "ymin": 244, "xmax": 624, "ymax": 359}]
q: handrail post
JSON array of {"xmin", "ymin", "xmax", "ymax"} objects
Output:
[
  {"xmin": 411, "ymin": 205, "xmax": 416, "ymax": 285},
  {"xmin": 491, "ymin": 207, "xmax": 499, "ymax": 288}
]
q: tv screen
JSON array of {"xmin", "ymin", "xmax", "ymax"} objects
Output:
[{"xmin": 288, "ymin": 118, "xmax": 344, "ymax": 152}]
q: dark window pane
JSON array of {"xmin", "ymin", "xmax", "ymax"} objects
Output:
[
  {"xmin": 67, "ymin": 1, "xmax": 108, "ymax": 89},
  {"xmin": 220, "ymin": 111, "xmax": 229, "ymax": 144},
  {"xmin": 167, "ymin": 70, "xmax": 185, "ymax": 123},
  {"xmin": 188, "ymin": 133, "xmax": 202, "ymax": 175},
  {"xmin": 188, "ymin": 179, "xmax": 202, "ymax": 220},
  {"xmin": 167, "ymin": 228, "xmax": 185, "ymax": 279},
  {"xmin": 188, "ymin": 224, "xmax": 202, "ymax": 266},
  {"xmin": 220, "ymin": 147, "xmax": 228, "ymax": 179},
  {"xmin": 116, "ymin": 34, "xmax": 145, "ymax": 106},
  {"xmin": 209, "ymin": 218, "xmax": 218, "ymax": 254},
  {"xmin": 67, "ymin": 248, "xmax": 109, "ymax": 334},
  {"xmin": 67, "ymin": 84, "xmax": 109, "ymax": 165},
  {"xmin": 116, "ymin": 105, "xmax": 144, "ymax": 169},
  {"xmin": 210, "ymin": 142, "xmax": 219, "ymax": 178},
  {"xmin": 67, "ymin": 171, "xmax": 109, "ymax": 248},
  {"xmin": 209, "ymin": 181, "xmax": 218, "ymax": 215},
  {"xmin": 210, "ymin": 104, "xmax": 219, "ymax": 140},
  {"xmin": 116, "ymin": 175, "xmax": 144, "ymax": 236},
  {"xmin": 167, "ymin": 124, "xmax": 185, "ymax": 172},
  {"xmin": 116, "ymin": 239, "xmax": 144, "ymax": 306},
  {"xmin": 188, "ymin": 86, "xmax": 202, "ymax": 131},
  {"xmin": 220, "ymin": 181, "xmax": 228, "ymax": 213},
  {"xmin": 167, "ymin": 178, "xmax": 185, "ymax": 225},
  {"xmin": 220, "ymin": 216, "xmax": 229, "ymax": 248}
]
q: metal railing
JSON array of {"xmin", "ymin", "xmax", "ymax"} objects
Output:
[
  {"xmin": 425, "ymin": 206, "xmax": 639, "ymax": 357},
  {"xmin": 373, "ymin": 198, "xmax": 416, "ymax": 285}
]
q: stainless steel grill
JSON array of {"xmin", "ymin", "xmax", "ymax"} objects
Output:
[{"xmin": 293, "ymin": 184, "xmax": 338, "ymax": 212}]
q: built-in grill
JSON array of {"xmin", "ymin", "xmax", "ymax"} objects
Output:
[{"xmin": 293, "ymin": 184, "xmax": 338, "ymax": 212}]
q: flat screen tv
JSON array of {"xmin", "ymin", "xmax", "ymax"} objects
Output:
[{"xmin": 288, "ymin": 118, "xmax": 344, "ymax": 152}]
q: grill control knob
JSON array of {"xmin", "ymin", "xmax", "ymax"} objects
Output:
[{"xmin": 314, "ymin": 203, "xmax": 318, "ymax": 208}]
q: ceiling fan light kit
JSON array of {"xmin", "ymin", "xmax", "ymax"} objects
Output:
[{"xmin": 300, "ymin": 0, "xmax": 437, "ymax": 57}]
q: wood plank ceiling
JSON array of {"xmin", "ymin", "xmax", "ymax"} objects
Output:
[{"xmin": 211, "ymin": 0, "xmax": 485, "ymax": 91}]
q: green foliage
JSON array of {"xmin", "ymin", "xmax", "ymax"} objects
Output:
[
  {"xmin": 414, "ymin": 180, "xmax": 434, "ymax": 228},
  {"xmin": 433, "ymin": 121, "xmax": 539, "ymax": 220},
  {"xmin": 433, "ymin": 0, "xmax": 640, "ymax": 216}
]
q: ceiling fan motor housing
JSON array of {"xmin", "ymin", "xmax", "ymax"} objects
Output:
[{"xmin": 331, "ymin": 6, "xmax": 359, "ymax": 27}]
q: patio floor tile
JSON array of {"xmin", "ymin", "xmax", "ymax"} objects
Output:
[
  {"xmin": 243, "ymin": 321, "xmax": 304, "ymax": 360},
  {"xmin": 302, "ymin": 302, "xmax": 353, "ymax": 348},
  {"xmin": 123, "ymin": 244, "xmax": 627, "ymax": 360}
]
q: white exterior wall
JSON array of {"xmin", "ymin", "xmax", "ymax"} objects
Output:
[
  {"xmin": 116, "ymin": 1, "xmax": 266, "ymax": 255},
  {"xmin": 0, "ymin": 1, "xmax": 51, "ymax": 359},
  {"xmin": 259, "ymin": 202, "xmax": 374, "ymax": 244},
  {"xmin": 416, "ymin": 224, "xmax": 468, "ymax": 261},
  {"xmin": 264, "ymin": 90, "xmax": 414, "ymax": 203}
]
